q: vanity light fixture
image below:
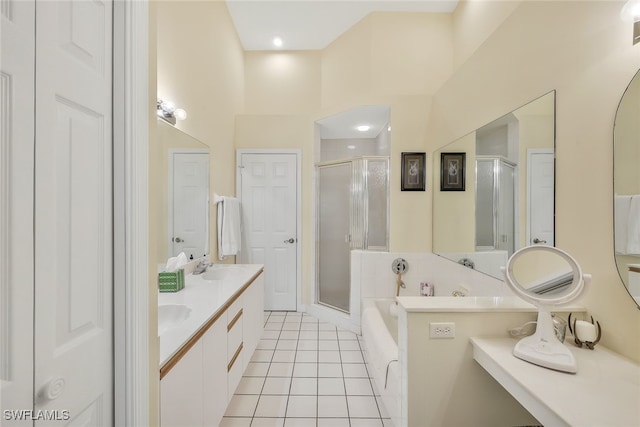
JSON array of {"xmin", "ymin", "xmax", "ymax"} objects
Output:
[
  {"xmin": 157, "ymin": 99, "xmax": 187, "ymax": 125},
  {"xmin": 273, "ymin": 36, "xmax": 283, "ymax": 48},
  {"xmin": 621, "ymin": 0, "xmax": 640, "ymax": 45},
  {"xmin": 357, "ymin": 125, "xmax": 370, "ymax": 132}
]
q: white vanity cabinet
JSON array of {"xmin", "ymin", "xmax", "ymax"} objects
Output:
[{"xmin": 160, "ymin": 269, "xmax": 264, "ymax": 427}]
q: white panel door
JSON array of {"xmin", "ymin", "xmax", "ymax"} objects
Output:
[
  {"xmin": 1, "ymin": 0, "xmax": 36, "ymax": 422},
  {"xmin": 528, "ymin": 150, "xmax": 555, "ymax": 246},
  {"xmin": 34, "ymin": 0, "xmax": 113, "ymax": 424},
  {"xmin": 239, "ymin": 153, "xmax": 298, "ymax": 311},
  {"xmin": 170, "ymin": 152, "xmax": 209, "ymax": 259}
]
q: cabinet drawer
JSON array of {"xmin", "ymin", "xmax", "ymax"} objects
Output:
[
  {"xmin": 227, "ymin": 343, "xmax": 243, "ymax": 399},
  {"xmin": 227, "ymin": 297, "xmax": 243, "ymax": 327},
  {"xmin": 227, "ymin": 312, "xmax": 243, "ymax": 362}
]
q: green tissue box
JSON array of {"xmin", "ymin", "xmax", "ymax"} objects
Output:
[{"xmin": 158, "ymin": 269, "xmax": 185, "ymax": 292}]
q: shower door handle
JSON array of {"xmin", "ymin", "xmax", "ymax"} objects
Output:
[
  {"xmin": 533, "ymin": 238, "xmax": 547, "ymax": 244},
  {"xmin": 284, "ymin": 238, "xmax": 296, "ymax": 244}
]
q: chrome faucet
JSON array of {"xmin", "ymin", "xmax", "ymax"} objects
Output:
[{"xmin": 193, "ymin": 260, "xmax": 210, "ymax": 275}]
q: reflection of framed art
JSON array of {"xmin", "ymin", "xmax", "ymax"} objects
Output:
[
  {"xmin": 440, "ymin": 152, "xmax": 466, "ymax": 191},
  {"xmin": 401, "ymin": 152, "xmax": 426, "ymax": 191}
]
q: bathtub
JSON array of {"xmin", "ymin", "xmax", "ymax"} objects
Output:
[{"xmin": 361, "ymin": 298, "xmax": 400, "ymax": 427}]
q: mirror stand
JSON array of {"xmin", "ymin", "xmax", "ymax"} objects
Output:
[{"xmin": 502, "ymin": 246, "xmax": 591, "ymax": 373}]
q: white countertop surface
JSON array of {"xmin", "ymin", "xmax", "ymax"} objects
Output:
[
  {"xmin": 158, "ymin": 264, "xmax": 263, "ymax": 368},
  {"xmin": 397, "ymin": 295, "xmax": 586, "ymax": 313},
  {"xmin": 471, "ymin": 337, "xmax": 640, "ymax": 427}
]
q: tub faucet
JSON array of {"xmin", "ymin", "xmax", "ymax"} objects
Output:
[{"xmin": 193, "ymin": 260, "xmax": 210, "ymax": 275}]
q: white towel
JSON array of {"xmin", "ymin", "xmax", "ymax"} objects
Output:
[
  {"xmin": 217, "ymin": 196, "xmax": 241, "ymax": 259},
  {"xmin": 615, "ymin": 195, "xmax": 632, "ymax": 255},
  {"xmin": 627, "ymin": 195, "xmax": 640, "ymax": 255}
]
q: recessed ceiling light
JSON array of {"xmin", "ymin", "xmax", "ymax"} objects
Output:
[
  {"xmin": 347, "ymin": 145, "xmax": 356, "ymax": 150},
  {"xmin": 273, "ymin": 37, "xmax": 283, "ymax": 48},
  {"xmin": 357, "ymin": 125, "xmax": 370, "ymax": 132}
]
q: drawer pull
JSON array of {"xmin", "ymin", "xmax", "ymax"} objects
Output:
[
  {"xmin": 227, "ymin": 342, "xmax": 243, "ymax": 372},
  {"xmin": 228, "ymin": 308, "xmax": 243, "ymax": 331}
]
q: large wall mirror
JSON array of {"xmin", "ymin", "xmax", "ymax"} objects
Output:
[
  {"xmin": 613, "ymin": 69, "xmax": 640, "ymax": 309},
  {"xmin": 433, "ymin": 91, "xmax": 556, "ymax": 279},
  {"xmin": 155, "ymin": 120, "xmax": 210, "ymax": 269}
]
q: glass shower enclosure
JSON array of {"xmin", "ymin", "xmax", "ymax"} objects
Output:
[{"xmin": 316, "ymin": 157, "xmax": 389, "ymax": 313}]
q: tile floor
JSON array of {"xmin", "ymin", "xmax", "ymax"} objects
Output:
[{"xmin": 220, "ymin": 311, "xmax": 392, "ymax": 427}]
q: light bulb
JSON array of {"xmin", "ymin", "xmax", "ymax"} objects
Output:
[
  {"xmin": 273, "ymin": 37, "xmax": 283, "ymax": 48},
  {"xmin": 621, "ymin": 0, "xmax": 640, "ymax": 21},
  {"xmin": 357, "ymin": 125, "xmax": 370, "ymax": 132},
  {"xmin": 174, "ymin": 109, "xmax": 187, "ymax": 121}
]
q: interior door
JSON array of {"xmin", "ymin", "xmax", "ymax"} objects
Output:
[
  {"xmin": 170, "ymin": 151, "xmax": 209, "ymax": 259},
  {"xmin": 239, "ymin": 152, "xmax": 298, "ymax": 311},
  {"xmin": 34, "ymin": 0, "xmax": 113, "ymax": 424},
  {"xmin": 528, "ymin": 150, "xmax": 555, "ymax": 246},
  {"xmin": 1, "ymin": 0, "xmax": 36, "ymax": 422}
]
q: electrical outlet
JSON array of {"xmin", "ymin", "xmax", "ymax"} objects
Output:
[{"xmin": 430, "ymin": 322, "xmax": 456, "ymax": 339}]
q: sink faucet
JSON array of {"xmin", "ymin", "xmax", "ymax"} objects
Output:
[{"xmin": 193, "ymin": 260, "xmax": 210, "ymax": 275}]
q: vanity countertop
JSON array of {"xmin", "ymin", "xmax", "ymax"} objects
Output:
[
  {"xmin": 158, "ymin": 264, "xmax": 264, "ymax": 368},
  {"xmin": 470, "ymin": 337, "xmax": 640, "ymax": 427},
  {"xmin": 397, "ymin": 296, "xmax": 586, "ymax": 313}
]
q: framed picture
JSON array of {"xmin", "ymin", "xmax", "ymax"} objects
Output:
[
  {"xmin": 401, "ymin": 152, "xmax": 426, "ymax": 191},
  {"xmin": 440, "ymin": 152, "xmax": 466, "ymax": 191}
]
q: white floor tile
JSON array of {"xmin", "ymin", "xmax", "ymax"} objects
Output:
[
  {"xmin": 318, "ymin": 395, "xmax": 348, "ymax": 418},
  {"xmin": 220, "ymin": 417, "xmax": 252, "ymax": 427},
  {"xmin": 251, "ymin": 349, "xmax": 275, "ymax": 362},
  {"xmin": 342, "ymin": 363, "xmax": 368, "ymax": 378},
  {"xmin": 376, "ymin": 396, "xmax": 390, "ymax": 418},
  {"xmin": 296, "ymin": 340, "xmax": 318, "ymax": 351},
  {"xmin": 282, "ymin": 323, "xmax": 301, "ymax": 331},
  {"xmin": 289, "ymin": 377, "xmax": 317, "ymax": 395},
  {"xmin": 225, "ymin": 394, "xmax": 259, "ymax": 417},
  {"xmin": 272, "ymin": 350, "xmax": 296, "ymax": 363},
  {"xmin": 261, "ymin": 331, "xmax": 281, "ymax": 340},
  {"xmin": 318, "ymin": 331, "xmax": 337, "ymax": 340},
  {"xmin": 338, "ymin": 331, "xmax": 358, "ymax": 340},
  {"xmin": 318, "ymin": 350, "xmax": 340, "ymax": 363},
  {"xmin": 347, "ymin": 396, "xmax": 380, "ymax": 418},
  {"xmin": 236, "ymin": 376, "xmax": 266, "ymax": 395},
  {"xmin": 257, "ymin": 340, "xmax": 278, "ymax": 350},
  {"xmin": 318, "ymin": 363, "xmax": 342, "ymax": 378},
  {"xmin": 318, "ymin": 341, "xmax": 339, "ymax": 351},
  {"xmin": 279, "ymin": 330, "xmax": 300, "ymax": 340},
  {"xmin": 340, "ymin": 350, "xmax": 364, "ymax": 364},
  {"xmin": 245, "ymin": 362, "xmax": 270, "ymax": 377},
  {"xmin": 295, "ymin": 351, "xmax": 317, "ymax": 363},
  {"xmin": 298, "ymin": 330, "xmax": 318, "ymax": 340},
  {"xmin": 286, "ymin": 395, "xmax": 317, "ymax": 418},
  {"xmin": 268, "ymin": 362, "xmax": 294, "ymax": 377},
  {"xmin": 284, "ymin": 418, "xmax": 316, "ymax": 427},
  {"xmin": 265, "ymin": 323, "xmax": 284, "ymax": 331},
  {"xmin": 276, "ymin": 340, "xmax": 298, "ymax": 351},
  {"xmin": 317, "ymin": 378, "xmax": 345, "ymax": 395},
  {"xmin": 292, "ymin": 363, "xmax": 317, "ymax": 378},
  {"xmin": 338, "ymin": 340, "xmax": 361, "ymax": 351},
  {"xmin": 344, "ymin": 378, "xmax": 374, "ymax": 396},
  {"xmin": 250, "ymin": 418, "xmax": 285, "ymax": 427},
  {"xmin": 299, "ymin": 323, "xmax": 319, "ymax": 331},
  {"xmin": 301, "ymin": 315, "xmax": 318, "ymax": 323},
  {"xmin": 254, "ymin": 395, "xmax": 288, "ymax": 418},
  {"xmin": 350, "ymin": 418, "xmax": 384, "ymax": 427},
  {"xmin": 319, "ymin": 323, "xmax": 336, "ymax": 331},
  {"xmin": 382, "ymin": 418, "xmax": 394, "ymax": 426},
  {"xmin": 318, "ymin": 418, "xmax": 350, "ymax": 427},
  {"xmin": 262, "ymin": 377, "xmax": 292, "ymax": 395}
]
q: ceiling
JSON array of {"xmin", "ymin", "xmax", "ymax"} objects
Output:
[
  {"xmin": 226, "ymin": 0, "xmax": 459, "ymax": 51},
  {"xmin": 225, "ymin": 1, "xmax": 457, "ymax": 138}
]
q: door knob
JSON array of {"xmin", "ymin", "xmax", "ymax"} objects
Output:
[
  {"xmin": 175, "ymin": 237, "xmax": 184, "ymax": 243},
  {"xmin": 533, "ymin": 238, "xmax": 547, "ymax": 244},
  {"xmin": 284, "ymin": 238, "xmax": 296, "ymax": 244},
  {"xmin": 38, "ymin": 377, "xmax": 65, "ymax": 402}
]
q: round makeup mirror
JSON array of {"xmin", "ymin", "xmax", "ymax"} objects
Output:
[{"xmin": 502, "ymin": 246, "xmax": 591, "ymax": 373}]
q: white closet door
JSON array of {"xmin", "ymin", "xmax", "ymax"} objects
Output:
[
  {"xmin": 1, "ymin": 0, "xmax": 35, "ymax": 422},
  {"xmin": 34, "ymin": 1, "xmax": 113, "ymax": 424}
]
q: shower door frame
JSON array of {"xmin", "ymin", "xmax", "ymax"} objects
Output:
[{"xmin": 314, "ymin": 156, "xmax": 390, "ymax": 314}]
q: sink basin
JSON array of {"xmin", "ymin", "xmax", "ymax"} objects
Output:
[
  {"xmin": 158, "ymin": 304, "xmax": 191, "ymax": 336},
  {"xmin": 202, "ymin": 268, "xmax": 229, "ymax": 281}
]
